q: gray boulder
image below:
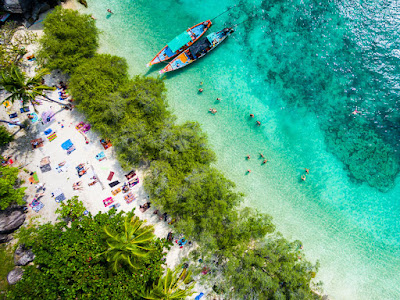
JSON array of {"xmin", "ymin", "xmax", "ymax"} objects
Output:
[
  {"xmin": 0, "ymin": 210, "xmax": 26, "ymax": 234},
  {"xmin": 7, "ymin": 267, "xmax": 24, "ymax": 285},
  {"xmin": 14, "ymin": 244, "xmax": 35, "ymax": 266},
  {"xmin": 2, "ymin": 0, "xmax": 34, "ymax": 14},
  {"xmin": 0, "ymin": 234, "xmax": 12, "ymax": 244}
]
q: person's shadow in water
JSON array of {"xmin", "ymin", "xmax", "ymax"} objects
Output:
[{"xmin": 106, "ymin": 14, "xmax": 112, "ymax": 19}]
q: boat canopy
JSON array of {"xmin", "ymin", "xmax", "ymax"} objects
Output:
[
  {"xmin": 207, "ymin": 32, "xmax": 217, "ymax": 43},
  {"xmin": 189, "ymin": 37, "xmax": 211, "ymax": 57},
  {"xmin": 168, "ymin": 31, "xmax": 192, "ymax": 53}
]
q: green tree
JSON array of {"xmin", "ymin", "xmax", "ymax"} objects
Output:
[
  {"xmin": 55, "ymin": 196, "xmax": 86, "ymax": 223},
  {"xmin": 8, "ymin": 211, "xmax": 166, "ymax": 299},
  {"xmin": 0, "ymin": 64, "xmax": 65, "ymax": 108},
  {"xmin": 0, "ymin": 126, "xmax": 13, "ymax": 146},
  {"xmin": 101, "ymin": 212, "xmax": 156, "ymax": 272},
  {"xmin": 140, "ymin": 266, "xmax": 195, "ymax": 300},
  {"xmin": 0, "ymin": 165, "xmax": 26, "ymax": 209},
  {"xmin": 38, "ymin": 7, "xmax": 98, "ymax": 73}
]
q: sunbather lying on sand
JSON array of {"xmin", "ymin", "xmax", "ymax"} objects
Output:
[{"xmin": 73, "ymin": 181, "xmax": 83, "ymax": 190}]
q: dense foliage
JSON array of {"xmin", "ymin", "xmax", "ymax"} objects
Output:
[
  {"xmin": 0, "ymin": 245, "xmax": 14, "ymax": 293},
  {"xmin": 8, "ymin": 209, "xmax": 167, "ymax": 299},
  {"xmin": 39, "ymin": 8, "xmax": 321, "ymax": 299},
  {"xmin": 38, "ymin": 7, "xmax": 98, "ymax": 73},
  {"xmin": 0, "ymin": 126, "xmax": 13, "ymax": 146},
  {"xmin": 55, "ymin": 196, "xmax": 86, "ymax": 222},
  {"xmin": 0, "ymin": 165, "xmax": 26, "ymax": 209}
]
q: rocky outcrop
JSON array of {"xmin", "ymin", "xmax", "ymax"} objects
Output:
[
  {"xmin": 14, "ymin": 244, "xmax": 35, "ymax": 266},
  {"xmin": 7, "ymin": 267, "xmax": 24, "ymax": 285},
  {"xmin": 2, "ymin": 0, "xmax": 35, "ymax": 14},
  {"xmin": 0, "ymin": 234, "xmax": 12, "ymax": 244},
  {"xmin": 0, "ymin": 210, "xmax": 26, "ymax": 234}
]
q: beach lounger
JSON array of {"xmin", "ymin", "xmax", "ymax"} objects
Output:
[
  {"xmin": 20, "ymin": 107, "xmax": 30, "ymax": 113},
  {"xmin": 95, "ymin": 151, "xmax": 106, "ymax": 161},
  {"xmin": 111, "ymin": 187, "xmax": 121, "ymax": 196},
  {"xmin": 31, "ymin": 138, "xmax": 44, "ymax": 149},
  {"xmin": 108, "ymin": 203, "xmax": 121, "ymax": 210},
  {"xmin": 109, "ymin": 180, "xmax": 120, "ymax": 188},
  {"xmin": 107, "ymin": 171, "xmax": 114, "ymax": 181},
  {"xmin": 103, "ymin": 197, "xmax": 114, "ymax": 207}
]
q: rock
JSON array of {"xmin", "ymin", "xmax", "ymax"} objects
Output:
[
  {"xmin": 0, "ymin": 210, "xmax": 26, "ymax": 234},
  {"xmin": 14, "ymin": 244, "xmax": 35, "ymax": 266},
  {"xmin": 7, "ymin": 267, "xmax": 24, "ymax": 285},
  {"xmin": 0, "ymin": 234, "xmax": 12, "ymax": 244},
  {"xmin": 2, "ymin": 0, "xmax": 34, "ymax": 14}
]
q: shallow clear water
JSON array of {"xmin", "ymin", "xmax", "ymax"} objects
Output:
[{"xmin": 81, "ymin": 0, "xmax": 400, "ymax": 298}]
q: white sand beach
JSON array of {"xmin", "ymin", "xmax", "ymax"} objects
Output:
[{"xmin": 0, "ymin": 6, "xmax": 212, "ymax": 298}]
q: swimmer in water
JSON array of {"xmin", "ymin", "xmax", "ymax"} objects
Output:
[
  {"xmin": 199, "ymin": 88, "xmax": 204, "ymax": 93},
  {"xmin": 250, "ymin": 114, "xmax": 254, "ymax": 118},
  {"xmin": 263, "ymin": 159, "xmax": 267, "ymax": 164},
  {"xmin": 246, "ymin": 155, "xmax": 250, "ymax": 160},
  {"xmin": 301, "ymin": 175, "xmax": 306, "ymax": 181},
  {"xmin": 256, "ymin": 121, "xmax": 261, "ymax": 126},
  {"xmin": 305, "ymin": 168, "xmax": 309, "ymax": 174},
  {"xmin": 260, "ymin": 153, "xmax": 264, "ymax": 158},
  {"xmin": 216, "ymin": 98, "xmax": 221, "ymax": 101},
  {"xmin": 247, "ymin": 169, "xmax": 251, "ymax": 173},
  {"xmin": 107, "ymin": 9, "xmax": 114, "ymax": 14}
]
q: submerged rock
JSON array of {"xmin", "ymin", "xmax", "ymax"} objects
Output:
[
  {"xmin": 7, "ymin": 267, "xmax": 24, "ymax": 285},
  {"xmin": 0, "ymin": 210, "xmax": 26, "ymax": 234},
  {"xmin": 14, "ymin": 244, "xmax": 35, "ymax": 266}
]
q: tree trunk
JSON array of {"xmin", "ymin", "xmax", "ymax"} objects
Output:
[
  {"xmin": 0, "ymin": 120, "xmax": 26, "ymax": 129},
  {"xmin": 41, "ymin": 95, "xmax": 69, "ymax": 107}
]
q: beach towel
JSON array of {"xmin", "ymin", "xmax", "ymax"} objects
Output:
[
  {"xmin": 20, "ymin": 107, "xmax": 30, "ymax": 113},
  {"xmin": 40, "ymin": 157, "xmax": 50, "ymax": 166},
  {"xmin": 107, "ymin": 171, "xmax": 114, "ymax": 181},
  {"xmin": 108, "ymin": 203, "xmax": 121, "ymax": 210},
  {"xmin": 61, "ymin": 139, "xmax": 73, "ymax": 150},
  {"xmin": 103, "ymin": 197, "xmax": 114, "ymax": 207},
  {"xmin": 125, "ymin": 170, "xmax": 136, "ymax": 180},
  {"xmin": 95, "ymin": 151, "xmax": 106, "ymax": 161},
  {"xmin": 8, "ymin": 112, "xmax": 18, "ymax": 119},
  {"xmin": 76, "ymin": 164, "xmax": 87, "ymax": 177},
  {"xmin": 128, "ymin": 177, "xmax": 139, "ymax": 188},
  {"xmin": 31, "ymin": 138, "xmax": 44, "ymax": 149},
  {"xmin": 55, "ymin": 193, "xmax": 66, "ymax": 203},
  {"xmin": 29, "ymin": 172, "xmax": 39, "ymax": 184},
  {"xmin": 109, "ymin": 180, "xmax": 120, "ymax": 188},
  {"xmin": 195, "ymin": 293, "xmax": 204, "ymax": 300},
  {"xmin": 100, "ymin": 139, "xmax": 112, "ymax": 150},
  {"xmin": 75, "ymin": 122, "xmax": 85, "ymax": 130},
  {"xmin": 2, "ymin": 100, "xmax": 10, "ymax": 108},
  {"xmin": 81, "ymin": 124, "xmax": 91, "ymax": 133},
  {"xmin": 44, "ymin": 128, "xmax": 53, "ymax": 135},
  {"xmin": 41, "ymin": 110, "xmax": 55, "ymax": 124},
  {"xmin": 40, "ymin": 164, "xmax": 51, "ymax": 173},
  {"xmin": 7, "ymin": 118, "xmax": 19, "ymax": 128},
  {"xmin": 47, "ymin": 132, "xmax": 57, "ymax": 142},
  {"xmin": 67, "ymin": 145, "xmax": 76, "ymax": 155},
  {"xmin": 124, "ymin": 192, "xmax": 136, "ymax": 204},
  {"xmin": 55, "ymin": 162, "xmax": 68, "ymax": 173},
  {"xmin": 29, "ymin": 112, "xmax": 39, "ymax": 123},
  {"xmin": 111, "ymin": 187, "xmax": 121, "ymax": 196},
  {"xmin": 30, "ymin": 200, "xmax": 44, "ymax": 212}
]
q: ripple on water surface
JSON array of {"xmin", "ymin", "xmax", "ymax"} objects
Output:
[{"xmin": 81, "ymin": 0, "xmax": 400, "ymax": 298}]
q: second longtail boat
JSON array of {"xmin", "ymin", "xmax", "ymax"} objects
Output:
[
  {"xmin": 159, "ymin": 27, "xmax": 235, "ymax": 74},
  {"xmin": 147, "ymin": 21, "xmax": 212, "ymax": 67}
]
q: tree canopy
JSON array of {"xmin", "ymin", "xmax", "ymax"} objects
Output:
[
  {"xmin": 0, "ymin": 126, "xmax": 13, "ymax": 146},
  {"xmin": 38, "ymin": 7, "xmax": 98, "ymax": 73},
  {"xmin": 0, "ymin": 165, "xmax": 26, "ymax": 209}
]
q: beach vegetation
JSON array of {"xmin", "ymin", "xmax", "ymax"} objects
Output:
[
  {"xmin": 0, "ymin": 126, "xmax": 13, "ymax": 146},
  {"xmin": 100, "ymin": 212, "xmax": 156, "ymax": 272},
  {"xmin": 7, "ymin": 210, "xmax": 167, "ymax": 299},
  {"xmin": 55, "ymin": 196, "xmax": 86, "ymax": 223},
  {"xmin": 0, "ymin": 165, "xmax": 26, "ymax": 209},
  {"xmin": 0, "ymin": 244, "xmax": 14, "ymax": 292},
  {"xmin": 38, "ymin": 7, "xmax": 98, "ymax": 73},
  {"xmin": 140, "ymin": 265, "xmax": 195, "ymax": 300}
]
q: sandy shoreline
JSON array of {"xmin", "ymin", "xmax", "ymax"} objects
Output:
[{"xmin": 0, "ymin": 4, "xmax": 210, "ymax": 298}]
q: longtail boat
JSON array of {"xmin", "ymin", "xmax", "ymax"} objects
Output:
[
  {"xmin": 147, "ymin": 20, "xmax": 212, "ymax": 67},
  {"xmin": 159, "ymin": 27, "xmax": 234, "ymax": 74}
]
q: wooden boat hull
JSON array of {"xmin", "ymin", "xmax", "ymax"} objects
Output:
[
  {"xmin": 159, "ymin": 28, "xmax": 234, "ymax": 74},
  {"xmin": 147, "ymin": 20, "xmax": 212, "ymax": 67}
]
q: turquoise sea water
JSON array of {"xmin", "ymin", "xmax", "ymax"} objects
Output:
[{"xmin": 80, "ymin": 1, "xmax": 400, "ymax": 298}]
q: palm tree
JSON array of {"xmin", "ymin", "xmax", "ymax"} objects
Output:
[
  {"xmin": 140, "ymin": 266, "xmax": 195, "ymax": 300},
  {"xmin": 101, "ymin": 212, "xmax": 156, "ymax": 271},
  {"xmin": 0, "ymin": 64, "xmax": 66, "ymax": 108}
]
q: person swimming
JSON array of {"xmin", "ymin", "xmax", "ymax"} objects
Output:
[
  {"xmin": 260, "ymin": 153, "xmax": 264, "ymax": 158},
  {"xmin": 216, "ymin": 98, "xmax": 221, "ymax": 101},
  {"xmin": 199, "ymin": 88, "xmax": 204, "ymax": 93},
  {"xmin": 209, "ymin": 108, "xmax": 217, "ymax": 114},
  {"xmin": 246, "ymin": 155, "xmax": 250, "ymax": 160},
  {"xmin": 107, "ymin": 9, "xmax": 114, "ymax": 14},
  {"xmin": 250, "ymin": 114, "xmax": 254, "ymax": 118},
  {"xmin": 256, "ymin": 121, "xmax": 261, "ymax": 126},
  {"xmin": 263, "ymin": 159, "xmax": 267, "ymax": 164},
  {"xmin": 305, "ymin": 168, "xmax": 310, "ymax": 174},
  {"xmin": 301, "ymin": 175, "xmax": 306, "ymax": 181}
]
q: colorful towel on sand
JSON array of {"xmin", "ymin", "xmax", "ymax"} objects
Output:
[
  {"xmin": 44, "ymin": 128, "xmax": 53, "ymax": 135},
  {"xmin": 29, "ymin": 172, "xmax": 39, "ymax": 184},
  {"xmin": 7, "ymin": 118, "xmax": 19, "ymax": 128},
  {"xmin": 47, "ymin": 132, "xmax": 57, "ymax": 142},
  {"xmin": 125, "ymin": 170, "xmax": 136, "ymax": 180},
  {"xmin": 9, "ymin": 112, "xmax": 18, "ymax": 119},
  {"xmin": 111, "ymin": 187, "xmax": 121, "ymax": 196},
  {"xmin": 55, "ymin": 193, "xmax": 66, "ymax": 203},
  {"xmin": 20, "ymin": 107, "xmax": 30, "ymax": 113},
  {"xmin": 41, "ymin": 110, "xmax": 55, "ymax": 124},
  {"xmin": 128, "ymin": 177, "xmax": 139, "ymax": 188},
  {"xmin": 30, "ymin": 200, "xmax": 44, "ymax": 212},
  {"xmin": 124, "ymin": 192, "xmax": 136, "ymax": 204},
  {"xmin": 61, "ymin": 139, "xmax": 73, "ymax": 150},
  {"xmin": 29, "ymin": 112, "xmax": 39, "ymax": 123},
  {"xmin": 108, "ymin": 203, "xmax": 120, "ymax": 210},
  {"xmin": 96, "ymin": 151, "xmax": 106, "ymax": 161},
  {"xmin": 103, "ymin": 197, "xmax": 114, "ymax": 207},
  {"xmin": 67, "ymin": 145, "xmax": 76, "ymax": 155},
  {"xmin": 31, "ymin": 138, "xmax": 44, "ymax": 149},
  {"xmin": 107, "ymin": 171, "xmax": 114, "ymax": 181},
  {"xmin": 109, "ymin": 180, "xmax": 120, "ymax": 188}
]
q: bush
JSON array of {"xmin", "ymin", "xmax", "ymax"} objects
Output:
[
  {"xmin": 0, "ymin": 165, "xmax": 26, "ymax": 209},
  {"xmin": 0, "ymin": 126, "xmax": 13, "ymax": 146},
  {"xmin": 38, "ymin": 7, "xmax": 98, "ymax": 73}
]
